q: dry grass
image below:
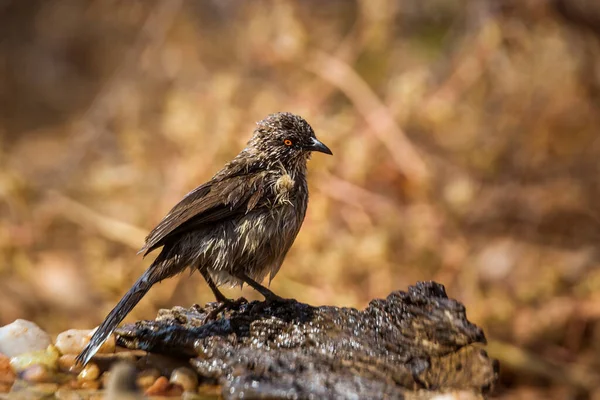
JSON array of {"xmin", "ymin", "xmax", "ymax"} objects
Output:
[{"xmin": 2, "ymin": 0, "xmax": 600, "ymax": 397}]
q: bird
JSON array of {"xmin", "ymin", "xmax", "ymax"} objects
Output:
[{"xmin": 76, "ymin": 112, "xmax": 332, "ymax": 366}]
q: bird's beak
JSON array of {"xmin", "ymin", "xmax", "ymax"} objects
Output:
[{"xmin": 307, "ymin": 137, "xmax": 333, "ymax": 155}]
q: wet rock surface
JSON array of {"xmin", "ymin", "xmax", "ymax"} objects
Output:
[
  {"xmin": 0, "ymin": 282, "xmax": 497, "ymax": 399},
  {"xmin": 115, "ymin": 281, "xmax": 498, "ymax": 399}
]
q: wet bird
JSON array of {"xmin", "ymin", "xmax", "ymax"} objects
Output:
[{"xmin": 76, "ymin": 112, "xmax": 332, "ymax": 365}]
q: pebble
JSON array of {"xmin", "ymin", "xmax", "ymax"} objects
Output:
[
  {"xmin": 0, "ymin": 320, "xmax": 52, "ymax": 357},
  {"xmin": 0, "ymin": 382, "xmax": 11, "ymax": 393},
  {"xmin": 79, "ymin": 380, "xmax": 101, "ymax": 390},
  {"xmin": 10, "ymin": 345, "xmax": 60, "ymax": 372},
  {"xmin": 137, "ymin": 352, "xmax": 189, "ymax": 377},
  {"xmin": 13, "ymin": 381, "xmax": 59, "ymax": 396},
  {"xmin": 136, "ymin": 368, "xmax": 161, "ymax": 390},
  {"xmin": 145, "ymin": 376, "xmax": 183, "ymax": 397},
  {"xmin": 21, "ymin": 364, "xmax": 53, "ymax": 383},
  {"xmin": 182, "ymin": 392, "xmax": 205, "ymax": 400},
  {"xmin": 0, "ymin": 353, "xmax": 15, "ymax": 393},
  {"xmin": 55, "ymin": 388, "xmax": 88, "ymax": 399},
  {"xmin": 0, "ymin": 353, "xmax": 15, "ymax": 379},
  {"xmin": 170, "ymin": 367, "xmax": 198, "ymax": 392},
  {"xmin": 55, "ymin": 329, "xmax": 115, "ymax": 356},
  {"xmin": 35, "ymin": 383, "xmax": 60, "ymax": 395},
  {"xmin": 77, "ymin": 362, "xmax": 100, "ymax": 382},
  {"xmin": 58, "ymin": 354, "xmax": 83, "ymax": 374}
]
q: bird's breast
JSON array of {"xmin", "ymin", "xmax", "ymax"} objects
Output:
[
  {"xmin": 204, "ymin": 174, "xmax": 308, "ymax": 286},
  {"xmin": 273, "ymin": 173, "xmax": 296, "ymax": 206}
]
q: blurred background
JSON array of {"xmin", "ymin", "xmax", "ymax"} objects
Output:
[{"xmin": 1, "ymin": 0, "xmax": 600, "ymax": 398}]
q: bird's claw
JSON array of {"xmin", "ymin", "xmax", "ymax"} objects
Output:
[
  {"xmin": 249, "ymin": 295, "xmax": 293, "ymax": 315},
  {"xmin": 264, "ymin": 294, "xmax": 288, "ymax": 304},
  {"xmin": 203, "ymin": 297, "xmax": 248, "ymax": 323}
]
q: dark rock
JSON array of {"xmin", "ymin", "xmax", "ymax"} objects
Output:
[{"xmin": 115, "ymin": 281, "xmax": 498, "ymax": 399}]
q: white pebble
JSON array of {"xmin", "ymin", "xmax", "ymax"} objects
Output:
[
  {"xmin": 0, "ymin": 320, "xmax": 52, "ymax": 357},
  {"xmin": 55, "ymin": 328, "xmax": 115, "ymax": 355},
  {"xmin": 169, "ymin": 367, "xmax": 198, "ymax": 392}
]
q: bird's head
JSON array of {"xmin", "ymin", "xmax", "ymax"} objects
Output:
[{"xmin": 247, "ymin": 112, "xmax": 332, "ymax": 170}]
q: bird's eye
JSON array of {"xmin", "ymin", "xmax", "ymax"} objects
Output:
[{"xmin": 284, "ymin": 139, "xmax": 293, "ymax": 146}]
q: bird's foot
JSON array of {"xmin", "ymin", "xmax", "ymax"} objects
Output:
[
  {"xmin": 264, "ymin": 292, "xmax": 288, "ymax": 304},
  {"xmin": 249, "ymin": 293, "xmax": 294, "ymax": 315},
  {"xmin": 203, "ymin": 297, "xmax": 248, "ymax": 323}
]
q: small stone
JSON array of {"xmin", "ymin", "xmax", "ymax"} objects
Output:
[
  {"xmin": 58, "ymin": 354, "xmax": 83, "ymax": 374},
  {"xmin": 144, "ymin": 376, "xmax": 169, "ymax": 395},
  {"xmin": 136, "ymin": 368, "xmax": 160, "ymax": 390},
  {"xmin": 10, "ymin": 345, "xmax": 60, "ymax": 372},
  {"xmin": 182, "ymin": 391, "xmax": 204, "ymax": 400},
  {"xmin": 145, "ymin": 375, "xmax": 182, "ymax": 396},
  {"xmin": 167, "ymin": 385, "xmax": 184, "ymax": 396},
  {"xmin": 29, "ymin": 382, "xmax": 59, "ymax": 395},
  {"xmin": 77, "ymin": 362, "xmax": 100, "ymax": 381},
  {"xmin": 137, "ymin": 352, "xmax": 189, "ymax": 376},
  {"xmin": 55, "ymin": 388, "xmax": 86, "ymax": 399},
  {"xmin": 11, "ymin": 380, "xmax": 59, "ymax": 396},
  {"xmin": 0, "ymin": 353, "xmax": 16, "ymax": 392},
  {"xmin": 80, "ymin": 380, "xmax": 101, "ymax": 390},
  {"xmin": 170, "ymin": 367, "xmax": 198, "ymax": 392},
  {"xmin": 0, "ymin": 320, "xmax": 52, "ymax": 357},
  {"xmin": 21, "ymin": 364, "xmax": 53, "ymax": 383},
  {"xmin": 55, "ymin": 329, "xmax": 115, "ymax": 356}
]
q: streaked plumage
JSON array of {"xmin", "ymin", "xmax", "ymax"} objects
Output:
[{"xmin": 76, "ymin": 112, "xmax": 332, "ymax": 366}]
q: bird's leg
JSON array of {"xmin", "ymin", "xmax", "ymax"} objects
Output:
[
  {"xmin": 200, "ymin": 269, "xmax": 246, "ymax": 322},
  {"xmin": 200, "ymin": 269, "xmax": 231, "ymax": 303},
  {"xmin": 237, "ymin": 272, "xmax": 285, "ymax": 302}
]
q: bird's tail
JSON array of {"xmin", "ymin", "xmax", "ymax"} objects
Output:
[{"xmin": 76, "ymin": 259, "xmax": 179, "ymax": 366}]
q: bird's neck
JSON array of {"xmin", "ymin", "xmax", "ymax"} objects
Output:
[
  {"xmin": 219, "ymin": 149, "xmax": 308, "ymax": 179},
  {"xmin": 250, "ymin": 147, "xmax": 307, "ymax": 172}
]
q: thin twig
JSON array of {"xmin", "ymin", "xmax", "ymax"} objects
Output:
[
  {"xmin": 318, "ymin": 173, "xmax": 399, "ymax": 213},
  {"xmin": 63, "ymin": 0, "xmax": 184, "ymax": 177},
  {"xmin": 49, "ymin": 191, "xmax": 147, "ymax": 250},
  {"xmin": 306, "ymin": 52, "xmax": 430, "ymax": 186}
]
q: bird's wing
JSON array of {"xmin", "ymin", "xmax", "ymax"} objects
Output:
[{"xmin": 140, "ymin": 171, "xmax": 268, "ymax": 255}]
